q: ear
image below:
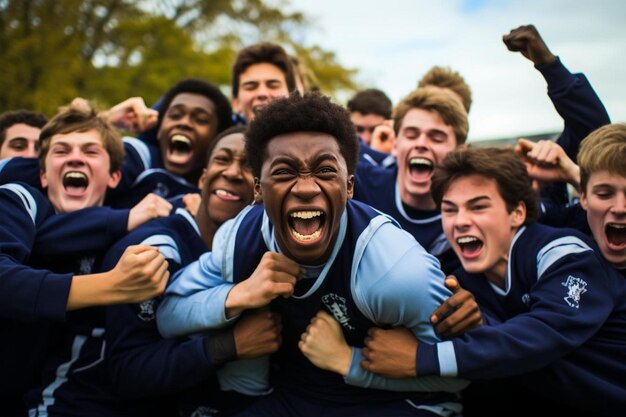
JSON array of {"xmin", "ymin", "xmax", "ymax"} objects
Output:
[
  {"xmin": 198, "ymin": 168, "xmax": 208, "ymax": 189},
  {"xmin": 107, "ymin": 170, "xmax": 122, "ymax": 189},
  {"xmin": 510, "ymin": 201, "xmax": 526, "ymax": 228},
  {"xmin": 346, "ymin": 174, "xmax": 355, "ymax": 199},
  {"xmin": 579, "ymin": 190, "xmax": 589, "ymax": 211},
  {"xmin": 231, "ymin": 97, "xmax": 241, "ymax": 115},
  {"xmin": 39, "ymin": 170, "xmax": 48, "ymax": 189},
  {"xmin": 253, "ymin": 177, "xmax": 262, "ymax": 204}
]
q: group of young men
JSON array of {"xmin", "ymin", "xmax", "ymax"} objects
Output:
[{"xmin": 0, "ymin": 23, "xmax": 624, "ymax": 417}]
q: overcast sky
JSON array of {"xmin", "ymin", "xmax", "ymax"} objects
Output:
[{"xmin": 286, "ymin": 0, "xmax": 626, "ymax": 142}]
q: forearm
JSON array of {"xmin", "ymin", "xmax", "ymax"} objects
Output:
[
  {"xmin": 347, "ymin": 348, "xmax": 468, "ymax": 392},
  {"xmin": 157, "ymin": 284, "xmax": 236, "ymax": 337}
]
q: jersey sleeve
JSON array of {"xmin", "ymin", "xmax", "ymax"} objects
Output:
[{"xmin": 416, "ymin": 245, "xmax": 616, "ymax": 379}]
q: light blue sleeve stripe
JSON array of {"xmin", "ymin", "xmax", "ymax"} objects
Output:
[
  {"xmin": 437, "ymin": 341, "xmax": 458, "ymax": 377},
  {"xmin": 536, "ymin": 236, "xmax": 592, "ymax": 278},
  {"xmin": 123, "ymin": 136, "xmax": 151, "ymax": 170},
  {"xmin": 0, "ymin": 183, "xmax": 37, "ymax": 224},
  {"xmin": 0, "ymin": 157, "xmax": 13, "ymax": 173},
  {"xmin": 141, "ymin": 234, "xmax": 181, "ymax": 264}
]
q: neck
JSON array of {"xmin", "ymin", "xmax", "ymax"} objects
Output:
[
  {"xmin": 399, "ymin": 188, "xmax": 437, "ymax": 211},
  {"xmin": 195, "ymin": 201, "xmax": 219, "ymax": 250}
]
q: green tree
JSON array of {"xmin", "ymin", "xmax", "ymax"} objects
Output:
[{"xmin": 0, "ymin": 0, "xmax": 358, "ymax": 116}]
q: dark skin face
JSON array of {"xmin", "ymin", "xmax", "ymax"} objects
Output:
[
  {"xmin": 157, "ymin": 93, "xmax": 218, "ymax": 183},
  {"xmin": 258, "ymin": 132, "xmax": 354, "ymax": 265},
  {"xmin": 199, "ymin": 132, "xmax": 254, "ymax": 226}
]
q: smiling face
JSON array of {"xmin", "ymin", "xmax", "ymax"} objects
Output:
[
  {"xmin": 393, "ymin": 108, "xmax": 457, "ymax": 210},
  {"xmin": 579, "ymin": 170, "xmax": 626, "ymax": 268},
  {"xmin": 157, "ymin": 93, "xmax": 218, "ymax": 181},
  {"xmin": 232, "ymin": 63, "xmax": 290, "ymax": 122},
  {"xmin": 0, "ymin": 123, "xmax": 41, "ymax": 159},
  {"xmin": 198, "ymin": 132, "xmax": 254, "ymax": 226},
  {"xmin": 40, "ymin": 129, "xmax": 120, "ymax": 213},
  {"xmin": 441, "ymin": 174, "xmax": 525, "ymax": 286},
  {"xmin": 258, "ymin": 132, "xmax": 354, "ymax": 265}
]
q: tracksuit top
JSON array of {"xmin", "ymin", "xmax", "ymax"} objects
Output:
[
  {"xmin": 158, "ymin": 200, "xmax": 469, "ymax": 412},
  {"xmin": 415, "ymin": 223, "xmax": 626, "ymax": 415}
]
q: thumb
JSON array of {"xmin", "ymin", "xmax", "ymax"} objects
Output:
[
  {"xmin": 126, "ymin": 244, "xmax": 159, "ymax": 255},
  {"xmin": 445, "ymin": 275, "xmax": 460, "ymax": 293}
]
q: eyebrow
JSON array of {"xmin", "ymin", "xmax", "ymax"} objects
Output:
[
  {"xmin": 441, "ymin": 195, "xmax": 491, "ymax": 206},
  {"xmin": 269, "ymin": 153, "xmax": 340, "ymax": 168},
  {"xmin": 169, "ymin": 103, "xmax": 212, "ymax": 115}
]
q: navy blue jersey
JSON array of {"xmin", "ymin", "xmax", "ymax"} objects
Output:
[
  {"xmin": 105, "ymin": 137, "xmax": 199, "ymax": 208},
  {"xmin": 229, "ymin": 201, "xmax": 456, "ymax": 407},
  {"xmin": 416, "ymin": 223, "xmax": 626, "ymax": 415},
  {"xmin": 354, "ymin": 163, "xmax": 459, "ymax": 274},
  {"xmin": 539, "ymin": 57, "xmax": 610, "ymax": 162},
  {"xmin": 537, "ymin": 57, "xmax": 611, "ymax": 206},
  {"xmin": 0, "ymin": 183, "xmax": 130, "ymax": 416},
  {"xmin": 0, "ymin": 157, "xmax": 43, "ymax": 190},
  {"xmin": 359, "ymin": 139, "xmax": 396, "ymax": 168},
  {"xmin": 102, "ymin": 208, "xmax": 215, "ymax": 415}
]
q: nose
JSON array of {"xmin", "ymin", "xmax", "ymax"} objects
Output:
[
  {"xmin": 26, "ymin": 142, "xmax": 38, "ymax": 158},
  {"xmin": 453, "ymin": 207, "xmax": 471, "ymax": 230},
  {"xmin": 222, "ymin": 160, "xmax": 244, "ymax": 180},
  {"xmin": 175, "ymin": 113, "xmax": 193, "ymax": 129},
  {"xmin": 414, "ymin": 132, "xmax": 430, "ymax": 149},
  {"xmin": 612, "ymin": 192, "xmax": 626, "ymax": 215},
  {"xmin": 255, "ymin": 83, "xmax": 270, "ymax": 101},
  {"xmin": 291, "ymin": 174, "xmax": 321, "ymax": 200},
  {"xmin": 66, "ymin": 147, "xmax": 86, "ymax": 165}
]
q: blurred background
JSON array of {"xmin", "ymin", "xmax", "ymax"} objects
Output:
[{"xmin": 2, "ymin": 0, "xmax": 624, "ymax": 143}]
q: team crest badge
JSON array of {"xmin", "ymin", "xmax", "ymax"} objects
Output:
[
  {"xmin": 322, "ymin": 293, "xmax": 355, "ymax": 330},
  {"xmin": 561, "ymin": 275, "xmax": 587, "ymax": 308},
  {"xmin": 154, "ymin": 182, "xmax": 170, "ymax": 198},
  {"xmin": 137, "ymin": 299, "xmax": 157, "ymax": 321},
  {"xmin": 78, "ymin": 256, "xmax": 95, "ymax": 274}
]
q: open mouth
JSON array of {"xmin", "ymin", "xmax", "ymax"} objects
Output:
[
  {"xmin": 63, "ymin": 171, "xmax": 88, "ymax": 193},
  {"xmin": 289, "ymin": 210, "xmax": 325, "ymax": 242},
  {"xmin": 456, "ymin": 236, "xmax": 483, "ymax": 257},
  {"xmin": 606, "ymin": 223, "xmax": 626, "ymax": 248},
  {"xmin": 409, "ymin": 157, "xmax": 434, "ymax": 178},
  {"xmin": 167, "ymin": 134, "xmax": 193, "ymax": 164},
  {"xmin": 214, "ymin": 189, "xmax": 242, "ymax": 202}
]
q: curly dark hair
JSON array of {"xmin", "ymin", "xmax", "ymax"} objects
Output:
[
  {"xmin": 156, "ymin": 79, "xmax": 233, "ymax": 134},
  {"xmin": 431, "ymin": 146, "xmax": 538, "ymax": 225},
  {"xmin": 245, "ymin": 92, "xmax": 359, "ymax": 178}
]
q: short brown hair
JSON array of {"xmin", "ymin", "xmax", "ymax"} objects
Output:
[
  {"xmin": 578, "ymin": 123, "xmax": 626, "ymax": 192},
  {"xmin": 418, "ymin": 66, "xmax": 472, "ymax": 113},
  {"xmin": 431, "ymin": 146, "xmax": 538, "ymax": 225},
  {"xmin": 232, "ymin": 42, "xmax": 296, "ymax": 98},
  {"xmin": 38, "ymin": 102, "xmax": 124, "ymax": 173},
  {"xmin": 394, "ymin": 86, "xmax": 469, "ymax": 145}
]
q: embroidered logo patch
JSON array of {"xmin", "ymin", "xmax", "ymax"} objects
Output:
[
  {"xmin": 79, "ymin": 256, "xmax": 96, "ymax": 274},
  {"xmin": 137, "ymin": 299, "xmax": 157, "ymax": 321},
  {"xmin": 322, "ymin": 293, "xmax": 355, "ymax": 330},
  {"xmin": 561, "ymin": 275, "xmax": 587, "ymax": 308}
]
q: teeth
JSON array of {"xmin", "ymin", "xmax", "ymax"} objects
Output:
[
  {"xmin": 409, "ymin": 157, "xmax": 433, "ymax": 167},
  {"xmin": 608, "ymin": 223, "xmax": 626, "ymax": 229},
  {"xmin": 65, "ymin": 172, "xmax": 86, "ymax": 179},
  {"xmin": 216, "ymin": 189, "xmax": 236, "ymax": 197},
  {"xmin": 171, "ymin": 134, "xmax": 191, "ymax": 145},
  {"xmin": 457, "ymin": 236, "xmax": 478, "ymax": 244},
  {"xmin": 290, "ymin": 211, "xmax": 322, "ymax": 219},
  {"xmin": 293, "ymin": 229, "xmax": 321, "ymax": 241}
]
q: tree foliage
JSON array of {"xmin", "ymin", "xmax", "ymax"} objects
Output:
[{"xmin": 0, "ymin": 0, "xmax": 359, "ymax": 116}]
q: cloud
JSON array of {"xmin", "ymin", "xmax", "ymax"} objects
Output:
[{"xmin": 288, "ymin": 0, "xmax": 626, "ymax": 141}]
